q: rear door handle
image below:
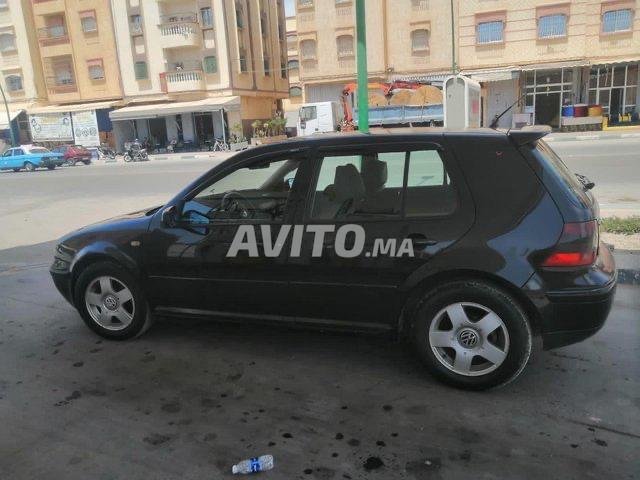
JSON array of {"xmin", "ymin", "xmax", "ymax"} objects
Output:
[{"xmin": 407, "ymin": 234, "xmax": 437, "ymax": 247}]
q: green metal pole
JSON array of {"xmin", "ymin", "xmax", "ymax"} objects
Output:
[
  {"xmin": 355, "ymin": 0, "xmax": 369, "ymax": 133},
  {"xmin": 450, "ymin": 0, "xmax": 456, "ymax": 74},
  {"xmin": 0, "ymin": 83, "xmax": 16, "ymax": 147}
]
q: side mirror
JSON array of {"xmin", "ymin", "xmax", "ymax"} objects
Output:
[{"xmin": 161, "ymin": 205, "xmax": 178, "ymax": 228}]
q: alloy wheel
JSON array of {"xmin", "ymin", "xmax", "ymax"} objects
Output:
[
  {"xmin": 428, "ymin": 302, "xmax": 510, "ymax": 376},
  {"xmin": 85, "ymin": 276, "xmax": 135, "ymax": 331}
]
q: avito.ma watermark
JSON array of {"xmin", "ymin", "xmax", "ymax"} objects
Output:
[{"xmin": 227, "ymin": 225, "xmax": 415, "ymax": 258}]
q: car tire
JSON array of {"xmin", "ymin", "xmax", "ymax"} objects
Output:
[
  {"xmin": 24, "ymin": 162, "xmax": 35, "ymax": 172},
  {"xmin": 83, "ymin": 160, "xmax": 91, "ymax": 165},
  {"xmin": 74, "ymin": 261, "xmax": 153, "ymax": 340},
  {"xmin": 124, "ymin": 154, "xmax": 132, "ymax": 162},
  {"xmin": 12, "ymin": 168, "xmax": 20, "ymax": 172},
  {"xmin": 411, "ymin": 280, "xmax": 532, "ymax": 390},
  {"xmin": 47, "ymin": 165, "xmax": 56, "ymax": 170}
]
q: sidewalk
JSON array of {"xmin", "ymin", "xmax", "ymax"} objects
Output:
[
  {"xmin": 545, "ymin": 127, "xmax": 640, "ymax": 142},
  {"xmin": 614, "ymin": 249, "xmax": 640, "ymax": 285}
]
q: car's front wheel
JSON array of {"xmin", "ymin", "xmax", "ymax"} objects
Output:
[
  {"xmin": 74, "ymin": 261, "xmax": 153, "ymax": 340},
  {"xmin": 411, "ymin": 280, "xmax": 532, "ymax": 390},
  {"xmin": 47, "ymin": 165, "xmax": 56, "ymax": 170},
  {"xmin": 24, "ymin": 162, "xmax": 35, "ymax": 172}
]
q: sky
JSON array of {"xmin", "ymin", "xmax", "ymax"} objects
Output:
[{"xmin": 285, "ymin": 0, "xmax": 295, "ymax": 16}]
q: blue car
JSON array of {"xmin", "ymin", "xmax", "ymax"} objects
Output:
[{"xmin": 0, "ymin": 145, "xmax": 65, "ymax": 172}]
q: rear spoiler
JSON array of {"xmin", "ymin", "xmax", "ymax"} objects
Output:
[{"xmin": 507, "ymin": 126, "xmax": 551, "ymax": 146}]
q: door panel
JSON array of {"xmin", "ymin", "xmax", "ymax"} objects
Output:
[
  {"xmin": 287, "ymin": 142, "xmax": 474, "ymax": 328},
  {"xmin": 144, "ymin": 151, "xmax": 311, "ymax": 317}
]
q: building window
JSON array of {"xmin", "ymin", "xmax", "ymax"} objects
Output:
[
  {"xmin": 0, "ymin": 33, "xmax": 16, "ymax": 52},
  {"xmin": 336, "ymin": 34, "xmax": 354, "ymax": 58},
  {"xmin": 260, "ymin": 11, "xmax": 268, "ymax": 37},
  {"xmin": 588, "ymin": 64, "xmax": 638, "ymax": 115},
  {"xmin": 300, "ymin": 39, "xmax": 317, "ymax": 60},
  {"xmin": 200, "ymin": 7, "xmax": 213, "ymax": 28},
  {"xmin": 281, "ymin": 60, "xmax": 287, "ymax": 78},
  {"xmin": 235, "ymin": 2, "xmax": 244, "ymax": 28},
  {"xmin": 290, "ymin": 86, "xmax": 302, "ymax": 97},
  {"xmin": 288, "ymin": 59, "xmax": 299, "ymax": 70},
  {"xmin": 80, "ymin": 11, "xmax": 98, "ymax": 33},
  {"xmin": 239, "ymin": 50, "xmax": 247, "ymax": 72},
  {"xmin": 203, "ymin": 55, "xmax": 217, "ymax": 73},
  {"xmin": 134, "ymin": 61, "xmax": 148, "ymax": 80},
  {"xmin": 263, "ymin": 55, "xmax": 271, "ymax": 75},
  {"xmin": 477, "ymin": 20, "xmax": 504, "ymax": 44},
  {"xmin": 411, "ymin": 29, "xmax": 429, "ymax": 52},
  {"xmin": 55, "ymin": 68, "xmax": 73, "ymax": 85},
  {"xmin": 0, "ymin": 0, "xmax": 8, "ymax": 9},
  {"xmin": 130, "ymin": 14, "xmax": 143, "ymax": 35},
  {"xmin": 298, "ymin": 0, "xmax": 313, "ymax": 8},
  {"xmin": 538, "ymin": 14, "xmax": 566, "ymax": 38},
  {"xmin": 602, "ymin": 9, "xmax": 632, "ymax": 33},
  {"xmin": 87, "ymin": 59, "xmax": 104, "ymax": 80},
  {"xmin": 5, "ymin": 74, "xmax": 22, "ymax": 92}
]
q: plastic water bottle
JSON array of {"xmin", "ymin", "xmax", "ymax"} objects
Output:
[{"xmin": 231, "ymin": 455, "xmax": 274, "ymax": 474}]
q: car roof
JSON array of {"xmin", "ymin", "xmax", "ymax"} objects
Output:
[{"xmin": 236, "ymin": 127, "xmax": 548, "ymax": 156}]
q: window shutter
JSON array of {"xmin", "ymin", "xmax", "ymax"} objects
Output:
[
  {"xmin": 134, "ymin": 61, "xmax": 148, "ymax": 80},
  {"xmin": 204, "ymin": 56, "xmax": 217, "ymax": 73}
]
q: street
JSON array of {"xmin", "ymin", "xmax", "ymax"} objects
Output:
[{"xmin": 0, "ymin": 137, "xmax": 639, "ymax": 479}]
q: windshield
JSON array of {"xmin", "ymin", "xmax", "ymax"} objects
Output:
[{"xmin": 29, "ymin": 147, "xmax": 50, "ymax": 153}]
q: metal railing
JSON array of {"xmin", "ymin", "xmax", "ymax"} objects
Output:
[
  {"xmin": 37, "ymin": 24, "xmax": 68, "ymax": 42},
  {"xmin": 159, "ymin": 12, "xmax": 197, "ymax": 24},
  {"xmin": 160, "ymin": 22, "xmax": 199, "ymax": 37},
  {"xmin": 45, "ymin": 75, "xmax": 77, "ymax": 93}
]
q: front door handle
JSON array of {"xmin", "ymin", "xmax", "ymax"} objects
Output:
[{"xmin": 407, "ymin": 233, "xmax": 437, "ymax": 247}]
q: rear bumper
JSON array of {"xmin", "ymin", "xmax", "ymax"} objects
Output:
[{"xmin": 523, "ymin": 242, "xmax": 617, "ymax": 350}]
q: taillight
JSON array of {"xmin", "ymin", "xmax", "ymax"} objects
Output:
[{"xmin": 540, "ymin": 221, "xmax": 598, "ymax": 268}]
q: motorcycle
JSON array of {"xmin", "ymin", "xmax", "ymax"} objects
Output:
[
  {"xmin": 123, "ymin": 142, "xmax": 149, "ymax": 163},
  {"xmin": 97, "ymin": 145, "xmax": 116, "ymax": 161}
]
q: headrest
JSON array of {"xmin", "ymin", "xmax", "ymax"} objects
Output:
[
  {"xmin": 333, "ymin": 163, "xmax": 365, "ymax": 200},
  {"xmin": 361, "ymin": 157, "xmax": 388, "ymax": 192}
]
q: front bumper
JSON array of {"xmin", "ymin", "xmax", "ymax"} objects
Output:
[
  {"xmin": 41, "ymin": 157, "xmax": 64, "ymax": 167},
  {"xmin": 51, "ymin": 269, "xmax": 74, "ymax": 305},
  {"xmin": 524, "ymin": 242, "xmax": 617, "ymax": 350}
]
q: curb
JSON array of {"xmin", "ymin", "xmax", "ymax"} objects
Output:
[
  {"xmin": 546, "ymin": 132, "xmax": 640, "ymax": 142},
  {"xmin": 613, "ymin": 250, "xmax": 640, "ymax": 286}
]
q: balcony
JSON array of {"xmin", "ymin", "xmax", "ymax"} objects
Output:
[
  {"xmin": 161, "ymin": 63, "xmax": 205, "ymax": 93},
  {"xmin": 45, "ymin": 75, "xmax": 77, "ymax": 94},
  {"xmin": 37, "ymin": 25, "xmax": 68, "ymax": 46},
  {"xmin": 159, "ymin": 13, "xmax": 201, "ymax": 49}
]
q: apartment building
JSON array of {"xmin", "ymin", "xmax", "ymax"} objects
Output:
[
  {"xmin": 294, "ymin": 0, "xmax": 455, "ymax": 105},
  {"xmin": 22, "ymin": 0, "xmax": 123, "ymax": 146},
  {"xmin": 108, "ymin": 0, "xmax": 289, "ymax": 150},
  {"xmin": 459, "ymin": 0, "xmax": 640, "ymax": 128},
  {"xmin": 0, "ymin": 0, "xmax": 46, "ymax": 143}
]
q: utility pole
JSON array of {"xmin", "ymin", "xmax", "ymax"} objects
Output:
[
  {"xmin": 355, "ymin": 0, "xmax": 369, "ymax": 133},
  {"xmin": 0, "ymin": 82, "xmax": 16, "ymax": 147}
]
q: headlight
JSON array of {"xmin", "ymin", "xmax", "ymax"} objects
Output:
[{"xmin": 52, "ymin": 258, "xmax": 70, "ymax": 271}]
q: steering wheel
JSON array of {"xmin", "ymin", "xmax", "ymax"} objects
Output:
[{"xmin": 221, "ymin": 191, "xmax": 255, "ymax": 218}]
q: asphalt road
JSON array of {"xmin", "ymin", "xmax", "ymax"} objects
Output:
[
  {"xmin": 0, "ymin": 137, "xmax": 638, "ymax": 250},
  {"xmin": 0, "ymin": 241, "xmax": 638, "ymax": 479}
]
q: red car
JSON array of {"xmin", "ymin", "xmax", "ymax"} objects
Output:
[{"xmin": 52, "ymin": 144, "xmax": 92, "ymax": 166}]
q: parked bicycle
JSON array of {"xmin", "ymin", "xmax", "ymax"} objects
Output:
[{"xmin": 212, "ymin": 138, "xmax": 229, "ymax": 152}]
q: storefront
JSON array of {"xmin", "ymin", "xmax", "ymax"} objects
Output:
[
  {"xmin": 522, "ymin": 66, "xmax": 581, "ymax": 128},
  {"xmin": 27, "ymin": 101, "xmax": 120, "ymax": 148},
  {"xmin": 109, "ymin": 97, "xmax": 240, "ymax": 152},
  {"xmin": 587, "ymin": 62, "xmax": 638, "ymax": 123}
]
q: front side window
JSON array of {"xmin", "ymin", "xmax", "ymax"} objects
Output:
[
  {"xmin": 299, "ymin": 105, "xmax": 317, "ymax": 121},
  {"xmin": 477, "ymin": 21, "xmax": 504, "ymax": 44},
  {"xmin": 309, "ymin": 149, "xmax": 455, "ymax": 220},
  {"xmin": 538, "ymin": 14, "xmax": 566, "ymax": 38},
  {"xmin": 183, "ymin": 157, "xmax": 302, "ymax": 223},
  {"xmin": 602, "ymin": 9, "xmax": 632, "ymax": 33}
]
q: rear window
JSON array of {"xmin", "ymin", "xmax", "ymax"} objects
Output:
[{"xmin": 532, "ymin": 140, "xmax": 591, "ymax": 208}]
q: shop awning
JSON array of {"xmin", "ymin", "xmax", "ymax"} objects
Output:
[
  {"xmin": 460, "ymin": 67, "xmax": 520, "ymax": 82},
  {"xmin": 391, "ymin": 71, "xmax": 452, "ymax": 85},
  {"xmin": 0, "ymin": 109, "xmax": 23, "ymax": 130},
  {"xmin": 109, "ymin": 96, "xmax": 241, "ymax": 121},
  {"xmin": 28, "ymin": 100, "xmax": 122, "ymax": 114},
  {"xmin": 590, "ymin": 57, "xmax": 640, "ymax": 67},
  {"xmin": 520, "ymin": 60, "xmax": 589, "ymax": 71}
]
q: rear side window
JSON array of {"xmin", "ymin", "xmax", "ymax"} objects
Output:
[
  {"xmin": 532, "ymin": 141, "xmax": 591, "ymax": 208},
  {"xmin": 309, "ymin": 148, "xmax": 457, "ymax": 219}
]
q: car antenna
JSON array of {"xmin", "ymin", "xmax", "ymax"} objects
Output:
[{"xmin": 490, "ymin": 92, "xmax": 527, "ymax": 129}]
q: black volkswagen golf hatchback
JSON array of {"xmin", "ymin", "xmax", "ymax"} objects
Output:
[{"xmin": 51, "ymin": 129, "xmax": 616, "ymax": 389}]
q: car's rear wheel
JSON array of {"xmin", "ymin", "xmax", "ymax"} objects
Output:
[
  {"xmin": 74, "ymin": 261, "xmax": 153, "ymax": 340},
  {"xmin": 83, "ymin": 160, "xmax": 91, "ymax": 165},
  {"xmin": 47, "ymin": 165, "xmax": 56, "ymax": 170},
  {"xmin": 411, "ymin": 280, "xmax": 532, "ymax": 390},
  {"xmin": 24, "ymin": 162, "xmax": 35, "ymax": 172},
  {"xmin": 12, "ymin": 168, "xmax": 20, "ymax": 172}
]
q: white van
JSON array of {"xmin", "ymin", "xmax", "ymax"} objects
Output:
[{"xmin": 297, "ymin": 101, "xmax": 343, "ymax": 136}]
